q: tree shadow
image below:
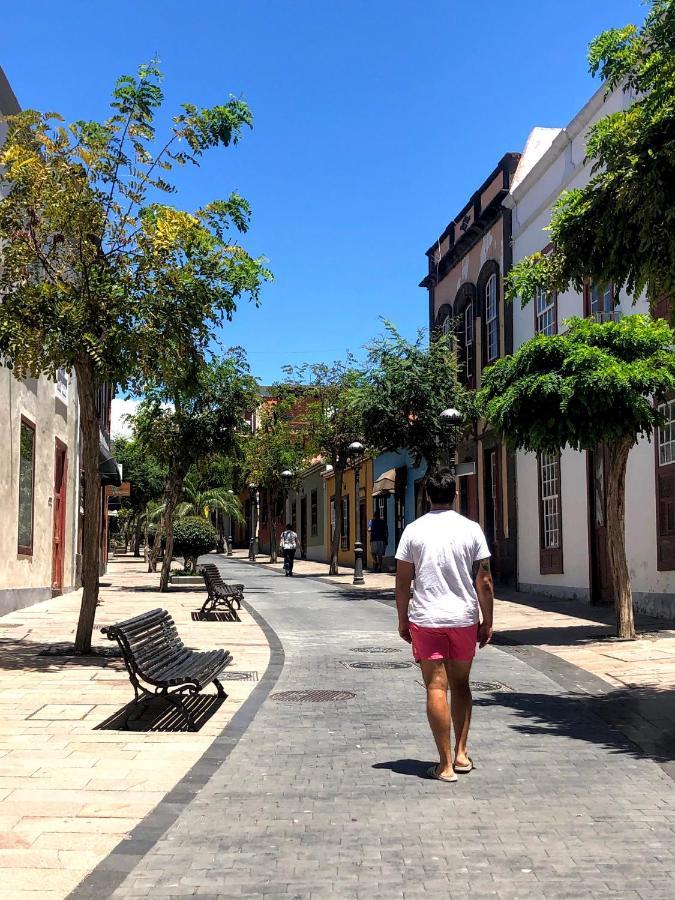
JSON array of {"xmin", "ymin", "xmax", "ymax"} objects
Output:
[
  {"xmin": 0, "ymin": 635, "xmax": 127, "ymax": 673},
  {"xmin": 94, "ymin": 693, "xmax": 225, "ymax": 733},
  {"xmin": 474, "ymin": 686, "xmax": 675, "ymax": 765}
]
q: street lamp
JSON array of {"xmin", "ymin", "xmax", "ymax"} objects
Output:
[
  {"xmin": 439, "ymin": 407, "xmax": 464, "ymax": 473},
  {"xmin": 226, "ymin": 490, "xmax": 234, "ymax": 557},
  {"xmin": 281, "ymin": 469, "xmax": 293, "ymax": 528},
  {"xmin": 248, "ymin": 483, "xmax": 258, "ymax": 561},
  {"xmin": 348, "ymin": 441, "xmax": 365, "ymax": 585}
]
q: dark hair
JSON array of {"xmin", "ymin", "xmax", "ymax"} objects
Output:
[
  {"xmin": 372, "ymin": 509, "xmax": 380, "ymax": 518},
  {"xmin": 286, "ymin": 523, "xmax": 293, "ymax": 530},
  {"xmin": 426, "ymin": 468, "xmax": 457, "ymax": 505}
]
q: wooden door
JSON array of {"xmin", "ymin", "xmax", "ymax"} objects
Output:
[
  {"xmin": 300, "ymin": 496, "xmax": 307, "ymax": 559},
  {"xmin": 51, "ymin": 441, "xmax": 68, "ymax": 596},
  {"xmin": 588, "ymin": 447, "xmax": 613, "ymax": 604}
]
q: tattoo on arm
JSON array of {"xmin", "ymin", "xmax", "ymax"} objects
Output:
[{"xmin": 473, "ymin": 558, "xmax": 491, "ymax": 580}]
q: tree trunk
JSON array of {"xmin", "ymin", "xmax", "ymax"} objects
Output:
[
  {"xmin": 329, "ymin": 466, "xmax": 344, "ymax": 576},
  {"xmin": 133, "ymin": 517, "xmax": 142, "ymax": 557},
  {"xmin": 143, "ymin": 506, "xmax": 149, "ymax": 563},
  {"xmin": 148, "ymin": 514, "xmax": 162, "ymax": 572},
  {"xmin": 159, "ymin": 468, "xmax": 184, "ymax": 592},
  {"xmin": 605, "ymin": 436, "xmax": 635, "ymax": 639},
  {"xmin": 74, "ymin": 360, "xmax": 102, "ymax": 654}
]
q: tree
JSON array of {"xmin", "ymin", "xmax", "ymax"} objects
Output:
[
  {"xmin": 244, "ymin": 392, "xmax": 307, "ymax": 563},
  {"xmin": 156, "ymin": 469, "xmax": 243, "ymax": 522},
  {"xmin": 0, "ymin": 63, "xmax": 270, "ymax": 652},
  {"xmin": 172, "ymin": 516, "xmax": 218, "ymax": 573},
  {"xmin": 134, "ymin": 354, "xmax": 258, "ymax": 592},
  {"xmin": 285, "ymin": 362, "xmax": 364, "ymax": 575},
  {"xmin": 360, "ymin": 323, "xmax": 470, "ymax": 507},
  {"xmin": 479, "ymin": 315, "xmax": 675, "ymax": 639},
  {"xmin": 506, "ymin": 0, "xmax": 675, "ymax": 308},
  {"xmin": 112, "ymin": 436, "xmax": 166, "ymax": 556}
]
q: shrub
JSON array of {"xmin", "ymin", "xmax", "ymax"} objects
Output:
[{"xmin": 172, "ymin": 516, "xmax": 217, "ymax": 572}]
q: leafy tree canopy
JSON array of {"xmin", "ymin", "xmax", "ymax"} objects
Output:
[
  {"xmin": 111, "ymin": 435, "xmax": 166, "ymax": 513},
  {"xmin": 506, "ymin": 0, "xmax": 675, "ymax": 306},
  {"xmin": 360, "ymin": 322, "xmax": 471, "ymax": 471},
  {"xmin": 479, "ymin": 315, "xmax": 675, "ymax": 453}
]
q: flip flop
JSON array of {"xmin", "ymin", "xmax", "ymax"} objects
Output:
[
  {"xmin": 453, "ymin": 756, "xmax": 474, "ymax": 774},
  {"xmin": 427, "ymin": 765, "xmax": 458, "ymax": 783}
]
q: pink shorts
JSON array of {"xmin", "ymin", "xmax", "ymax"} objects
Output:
[{"xmin": 409, "ymin": 622, "xmax": 478, "ymax": 662}]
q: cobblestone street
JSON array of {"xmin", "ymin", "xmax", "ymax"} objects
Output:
[{"xmin": 71, "ymin": 558, "xmax": 675, "ymax": 900}]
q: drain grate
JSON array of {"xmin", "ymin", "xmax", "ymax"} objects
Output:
[
  {"xmin": 272, "ymin": 690, "xmax": 355, "ymax": 703},
  {"xmin": 472, "ymin": 680, "xmax": 510, "ymax": 692},
  {"xmin": 350, "ymin": 647, "xmax": 402, "ymax": 654},
  {"xmin": 347, "ymin": 661, "xmax": 412, "ymax": 670},
  {"xmin": 219, "ymin": 670, "xmax": 258, "ymax": 682}
]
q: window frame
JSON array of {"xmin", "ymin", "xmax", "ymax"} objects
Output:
[
  {"xmin": 583, "ymin": 280, "xmax": 615, "ymax": 319},
  {"xmin": 485, "ymin": 272, "xmax": 498, "ymax": 364},
  {"xmin": 17, "ymin": 416, "xmax": 37, "ymax": 556},
  {"xmin": 537, "ymin": 451, "xmax": 563, "ymax": 575},
  {"xmin": 656, "ymin": 397, "xmax": 675, "ymax": 570},
  {"xmin": 534, "ymin": 286, "xmax": 557, "ymax": 336}
]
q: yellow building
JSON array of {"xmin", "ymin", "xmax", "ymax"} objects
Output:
[{"xmin": 323, "ymin": 459, "xmax": 374, "ymax": 570}]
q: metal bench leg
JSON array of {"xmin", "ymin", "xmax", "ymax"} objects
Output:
[
  {"xmin": 164, "ymin": 692, "xmax": 197, "ymax": 732},
  {"xmin": 213, "ymin": 678, "xmax": 228, "ymax": 699}
]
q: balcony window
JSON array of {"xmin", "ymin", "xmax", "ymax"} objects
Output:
[
  {"xmin": 485, "ymin": 274, "xmax": 498, "ymax": 363},
  {"xmin": 535, "ymin": 288, "xmax": 556, "ymax": 336}
]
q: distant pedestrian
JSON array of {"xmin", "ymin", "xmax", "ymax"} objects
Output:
[
  {"xmin": 280, "ymin": 524, "xmax": 298, "ymax": 576},
  {"xmin": 368, "ymin": 509, "xmax": 388, "ymax": 572},
  {"xmin": 395, "ymin": 468, "xmax": 494, "ymax": 783}
]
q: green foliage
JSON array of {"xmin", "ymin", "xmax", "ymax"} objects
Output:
[
  {"xmin": 170, "ymin": 471, "xmax": 244, "ymax": 523},
  {"xmin": 359, "ymin": 322, "xmax": 469, "ymax": 470},
  {"xmin": 479, "ymin": 315, "xmax": 675, "ymax": 453},
  {"xmin": 506, "ymin": 0, "xmax": 675, "ymax": 306},
  {"xmin": 132, "ymin": 354, "xmax": 259, "ymax": 481},
  {"xmin": 244, "ymin": 392, "xmax": 307, "ymax": 496},
  {"xmin": 0, "ymin": 61, "xmax": 272, "ymax": 387},
  {"xmin": 172, "ymin": 516, "xmax": 217, "ymax": 565},
  {"xmin": 111, "ymin": 436, "xmax": 166, "ymax": 516}
]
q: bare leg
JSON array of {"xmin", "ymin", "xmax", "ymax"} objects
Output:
[
  {"xmin": 446, "ymin": 659, "xmax": 473, "ymax": 767},
  {"xmin": 419, "ymin": 659, "xmax": 454, "ymax": 778}
]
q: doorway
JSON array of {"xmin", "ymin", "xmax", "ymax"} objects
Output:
[
  {"xmin": 588, "ymin": 447, "xmax": 613, "ymax": 604},
  {"xmin": 300, "ymin": 496, "xmax": 307, "ymax": 559},
  {"xmin": 359, "ymin": 496, "xmax": 368, "ymax": 568},
  {"xmin": 51, "ymin": 441, "xmax": 68, "ymax": 596}
]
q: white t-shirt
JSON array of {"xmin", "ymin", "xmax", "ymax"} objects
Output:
[
  {"xmin": 280, "ymin": 530, "xmax": 298, "ymax": 550},
  {"xmin": 395, "ymin": 510, "xmax": 490, "ymax": 628}
]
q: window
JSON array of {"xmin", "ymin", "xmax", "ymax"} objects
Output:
[
  {"xmin": 485, "ymin": 274, "xmax": 498, "ymax": 363},
  {"xmin": 535, "ymin": 287, "xmax": 556, "ymax": 336},
  {"xmin": 341, "ymin": 495, "xmax": 350, "ymax": 550},
  {"xmin": 310, "ymin": 489, "xmax": 318, "ymax": 537},
  {"xmin": 656, "ymin": 399, "xmax": 675, "ymax": 570},
  {"xmin": 441, "ymin": 315, "xmax": 451, "ymax": 338},
  {"xmin": 55, "ymin": 368, "xmax": 68, "ymax": 401},
  {"xmin": 538, "ymin": 452, "xmax": 563, "ymax": 574},
  {"xmin": 464, "ymin": 301, "xmax": 474, "ymax": 381},
  {"xmin": 18, "ymin": 419, "xmax": 36, "ymax": 554},
  {"xmin": 658, "ymin": 399, "xmax": 675, "ymax": 466},
  {"xmin": 584, "ymin": 281, "xmax": 618, "ymax": 321}
]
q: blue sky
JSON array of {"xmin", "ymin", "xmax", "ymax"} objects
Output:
[{"xmin": 3, "ymin": 0, "xmax": 645, "ymax": 385}]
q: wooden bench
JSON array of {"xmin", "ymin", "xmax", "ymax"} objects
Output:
[
  {"xmin": 101, "ymin": 608, "xmax": 232, "ymax": 731},
  {"xmin": 198, "ymin": 565, "xmax": 244, "ymax": 620}
]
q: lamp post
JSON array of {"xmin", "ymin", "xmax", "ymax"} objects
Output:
[
  {"xmin": 439, "ymin": 407, "xmax": 464, "ymax": 474},
  {"xmin": 226, "ymin": 490, "xmax": 234, "ymax": 556},
  {"xmin": 281, "ymin": 469, "xmax": 293, "ymax": 535},
  {"xmin": 248, "ymin": 483, "xmax": 258, "ymax": 561},
  {"xmin": 348, "ymin": 441, "xmax": 365, "ymax": 585}
]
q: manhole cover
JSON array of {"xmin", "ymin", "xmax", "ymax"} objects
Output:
[
  {"xmin": 472, "ymin": 681, "xmax": 510, "ymax": 692},
  {"xmin": 348, "ymin": 661, "xmax": 412, "ymax": 670},
  {"xmin": 350, "ymin": 647, "xmax": 402, "ymax": 654},
  {"xmin": 219, "ymin": 671, "xmax": 258, "ymax": 682},
  {"xmin": 271, "ymin": 690, "xmax": 355, "ymax": 703}
]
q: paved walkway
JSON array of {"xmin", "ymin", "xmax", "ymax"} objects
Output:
[
  {"xmin": 0, "ymin": 557, "xmax": 269, "ymax": 899},
  {"xmin": 71, "ymin": 558, "xmax": 675, "ymax": 899}
]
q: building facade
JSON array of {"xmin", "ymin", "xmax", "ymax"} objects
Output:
[
  {"xmin": 507, "ymin": 85, "xmax": 675, "ymax": 619},
  {"xmin": 287, "ymin": 461, "xmax": 329, "ymax": 563},
  {"xmin": 370, "ymin": 450, "xmax": 425, "ymax": 571},
  {"xmin": 323, "ymin": 459, "xmax": 374, "ymax": 570},
  {"xmin": 420, "ymin": 154, "xmax": 520, "ymax": 585}
]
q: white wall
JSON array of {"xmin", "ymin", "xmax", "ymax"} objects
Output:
[{"xmin": 508, "ymin": 84, "xmax": 675, "ymax": 615}]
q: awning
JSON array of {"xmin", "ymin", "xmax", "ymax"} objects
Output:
[
  {"xmin": 372, "ymin": 469, "xmax": 396, "ymax": 497},
  {"xmin": 100, "ymin": 432, "xmax": 122, "ymax": 487}
]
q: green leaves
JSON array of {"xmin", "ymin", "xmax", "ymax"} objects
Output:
[{"xmin": 479, "ymin": 314, "xmax": 675, "ymax": 454}]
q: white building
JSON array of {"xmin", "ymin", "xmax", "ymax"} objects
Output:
[{"xmin": 505, "ymin": 85, "xmax": 675, "ymax": 619}]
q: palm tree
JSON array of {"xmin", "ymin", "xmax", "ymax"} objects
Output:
[{"xmin": 153, "ymin": 472, "xmax": 243, "ymax": 524}]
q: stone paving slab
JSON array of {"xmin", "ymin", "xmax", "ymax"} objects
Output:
[
  {"xmin": 0, "ymin": 556, "xmax": 270, "ymax": 897},
  {"xmin": 70, "ymin": 558, "xmax": 675, "ymax": 900}
]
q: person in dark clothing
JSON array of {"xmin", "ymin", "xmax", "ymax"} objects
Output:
[
  {"xmin": 369, "ymin": 509, "xmax": 388, "ymax": 572},
  {"xmin": 280, "ymin": 523, "xmax": 298, "ymax": 576}
]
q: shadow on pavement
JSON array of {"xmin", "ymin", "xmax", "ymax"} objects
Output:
[
  {"xmin": 191, "ymin": 610, "xmax": 238, "ymax": 622},
  {"xmin": 475, "ymin": 687, "xmax": 675, "ymax": 765},
  {"xmin": 95, "ymin": 693, "xmax": 225, "ymax": 733},
  {"xmin": 372, "ymin": 759, "xmax": 435, "ymax": 779}
]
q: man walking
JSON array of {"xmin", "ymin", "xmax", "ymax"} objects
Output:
[
  {"xmin": 279, "ymin": 523, "xmax": 299, "ymax": 577},
  {"xmin": 368, "ymin": 508, "xmax": 388, "ymax": 572},
  {"xmin": 395, "ymin": 468, "xmax": 494, "ymax": 782}
]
